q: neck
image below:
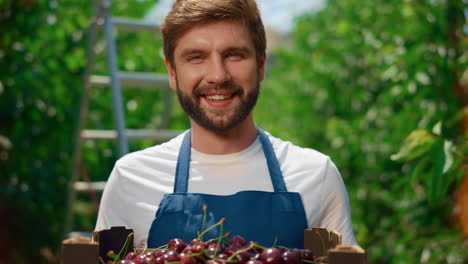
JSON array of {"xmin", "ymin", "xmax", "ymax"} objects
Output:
[{"xmin": 190, "ymin": 115, "xmax": 258, "ymax": 155}]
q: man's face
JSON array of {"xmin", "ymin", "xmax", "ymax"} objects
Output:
[{"xmin": 165, "ymin": 20, "xmax": 266, "ymax": 132}]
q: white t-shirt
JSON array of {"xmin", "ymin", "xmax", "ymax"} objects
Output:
[{"xmin": 95, "ymin": 130, "xmax": 357, "ymax": 246}]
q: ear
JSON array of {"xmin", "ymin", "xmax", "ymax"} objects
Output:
[
  {"xmin": 165, "ymin": 57, "xmax": 177, "ymax": 90},
  {"xmin": 257, "ymin": 52, "xmax": 267, "ymax": 82}
]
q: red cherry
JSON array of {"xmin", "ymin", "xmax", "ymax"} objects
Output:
[
  {"xmin": 246, "ymin": 260, "xmax": 264, "ymax": 264},
  {"xmin": 191, "ymin": 243, "xmax": 206, "ymax": 254},
  {"xmin": 133, "ymin": 255, "xmax": 146, "ymax": 264},
  {"xmin": 116, "ymin": 260, "xmax": 136, "ymax": 264},
  {"xmin": 168, "ymin": 238, "xmax": 187, "ymax": 253},
  {"xmin": 300, "ymin": 249, "xmax": 314, "ymax": 261},
  {"xmin": 260, "ymin": 248, "xmax": 283, "ymax": 264},
  {"xmin": 216, "ymin": 253, "xmax": 229, "ymax": 260},
  {"xmin": 156, "ymin": 249, "xmax": 169, "ymax": 258},
  {"xmin": 233, "ymin": 251, "xmax": 250, "ymax": 263},
  {"xmin": 205, "ymin": 260, "xmax": 223, "ymax": 264},
  {"xmin": 189, "ymin": 238, "xmax": 202, "ymax": 246},
  {"xmin": 179, "ymin": 253, "xmax": 197, "ymax": 264},
  {"xmin": 163, "ymin": 250, "xmax": 180, "ymax": 263},
  {"xmin": 248, "ymin": 241, "xmax": 263, "ymax": 254},
  {"xmin": 124, "ymin": 252, "xmax": 138, "ymax": 260},
  {"xmin": 230, "ymin": 235, "xmax": 247, "ymax": 247},
  {"xmin": 282, "ymin": 250, "xmax": 301, "ymax": 264},
  {"xmin": 204, "ymin": 247, "xmax": 218, "ymax": 259}
]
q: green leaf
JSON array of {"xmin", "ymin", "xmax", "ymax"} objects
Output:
[
  {"xmin": 432, "ymin": 121, "xmax": 442, "ymax": 136},
  {"xmin": 442, "ymin": 140, "xmax": 454, "ymax": 174},
  {"xmin": 427, "ymin": 139, "xmax": 445, "ymax": 205},
  {"xmin": 390, "ymin": 129, "xmax": 437, "ymax": 162}
]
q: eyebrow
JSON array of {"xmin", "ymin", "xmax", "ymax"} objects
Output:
[
  {"xmin": 179, "ymin": 48, "xmax": 205, "ymax": 59},
  {"xmin": 224, "ymin": 46, "xmax": 252, "ymax": 55},
  {"xmin": 178, "ymin": 46, "xmax": 253, "ymax": 59}
]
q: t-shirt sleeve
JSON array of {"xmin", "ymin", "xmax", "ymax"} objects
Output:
[
  {"xmin": 95, "ymin": 163, "xmax": 128, "ymax": 231},
  {"xmin": 318, "ymin": 158, "xmax": 357, "ymax": 245}
]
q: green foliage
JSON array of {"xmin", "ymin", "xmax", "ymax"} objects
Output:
[
  {"xmin": 0, "ymin": 0, "xmax": 166, "ymax": 263},
  {"xmin": 255, "ymin": 0, "xmax": 467, "ymax": 263}
]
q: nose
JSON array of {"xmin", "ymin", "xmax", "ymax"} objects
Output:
[{"xmin": 205, "ymin": 56, "xmax": 231, "ymax": 85}]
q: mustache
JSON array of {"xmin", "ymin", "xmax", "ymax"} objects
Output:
[{"xmin": 193, "ymin": 81, "xmax": 244, "ymax": 97}]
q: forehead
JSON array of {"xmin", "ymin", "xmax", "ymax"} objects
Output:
[{"xmin": 173, "ymin": 20, "xmax": 255, "ymax": 55}]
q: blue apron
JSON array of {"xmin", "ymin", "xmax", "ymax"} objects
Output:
[{"xmin": 147, "ymin": 128, "xmax": 308, "ymax": 248}]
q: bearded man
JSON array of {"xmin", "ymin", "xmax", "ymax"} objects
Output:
[{"xmin": 96, "ymin": 0, "xmax": 357, "ymax": 248}]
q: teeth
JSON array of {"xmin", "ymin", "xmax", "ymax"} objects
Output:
[{"xmin": 206, "ymin": 94, "xmax": 232, "ymax": 101}]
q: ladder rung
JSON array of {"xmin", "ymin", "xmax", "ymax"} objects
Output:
[
  {"xmin": 82, "ymin": 129, "xmax": 181, "ymax": 140},
  {"xmin": 73, "ymin": 181, "xmax": 107, "ymax": 192},
  {"xmin": 90, "ymin": 72, "xmax": 170, "ymax": 89},
  {"xmin": 111, "ymin": 17, "xmax": 160, "ymax": 32}
]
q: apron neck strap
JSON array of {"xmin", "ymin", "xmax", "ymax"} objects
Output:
[{"xmin": 174, "ymin": 128, "xmax": 287, "ymax": 193}]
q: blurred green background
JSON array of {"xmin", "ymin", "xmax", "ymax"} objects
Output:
[{"xmin": 1, "ymin": 0, "xmax": 467, "ymax": 263}]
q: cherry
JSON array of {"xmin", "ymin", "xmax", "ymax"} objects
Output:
[
  {"xmin": 189, "ymin": 238, "xmax": 203, "ymax": 246},
  {"xmin": 155, "ymin": 257, "xmax": 165, "ymax": 264},
  {"xmin": 155, "ymin": 249, "xmax": 169, "ymax": 258},
  {"xmin": 230, "ymin": 235, "xmax": 247, "ymax": 247},
  {"xmin": 300, "ymin": 249, "xmax": 314, "ymax": 262},
  {"xmin": 260, "ymin": 248, "xmax": 283, "ymax": 264},
  {"xmin": 216, "ymin": 253, "xmax": 229, "ymax": 260},
  {"xmin": 248, "ymin": 242, "xmax": 263, "ymax": 254},
  {"xmin": 133, "ymin": 255, "xmax": 146, "ymax": 264},
  {"xmin": 116, "ymin": 261, "xmax": 136, "ymax": 264},
  {"xmin": 205, "ymin": 260, "xmax": 223, "ymax": 264},
  {"xmin": 191, "ymin": 243, "xmax": 206, "ymax": 254},
  {"xmin": 163, "ymin": 250, "xmax": 180, "ymax": 263},
  {"xmin": 233, "ymin": 251, "xmax": 250, "ymax": 263},
  {"xmin": 282, "ymin": 250, "xmax": 301, "ymax": 264},
  {"xmin": 179, "ymin": 253, "xmax": 197, "ymax": 264},
  {"xmin": 142, "ymin": 257, "xmax": 156, "ymax": 264},
  {"xmin": 224, "ymin": 244, "xmax": 241, "ymax": 256},
  {"xmin": 207, "ymin": 241, "xmax": 226, "ymax": 253},
  {"xmin": 246, "ymin": 260, "xmax": 265, "ymax": 264},
  {"xmin": 168, "ymin": 238, "xmax": 187, "ymax": 253},
  {"xmin": 143, "ymin": 251, "xmax": 157, "ymax": 259},
  {"xmin": 124, "ymin": 252, "xmax": 138, "ymax": 260},
  {"xmin": 250, "ymin": 253, "xmax": 261, "ymax": 260},
  {"xmin": 204, "ymin": 247, "xmax": 219, "ymax": 259}
]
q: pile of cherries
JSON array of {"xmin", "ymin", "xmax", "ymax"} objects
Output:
[{"xmin": 114, "ymin": 235, "xmax": 327, "ymax": 264}]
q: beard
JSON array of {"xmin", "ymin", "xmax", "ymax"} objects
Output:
[{"xmin": 176, "ymin": 79, "xmax": 260, "ymax": 133}]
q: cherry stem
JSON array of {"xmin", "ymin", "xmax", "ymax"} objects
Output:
[
  {"xmin": 226, "ymin": 241, "xmax": 267, "ymax": 262},
  {"xmin": 275, "ymin": 245, "xmax": 290, "ymax": 250},
  {"xmin": 201, "ymin": 205, "xmax": 208, "ymax": 240},
  {"xmin": 155, "ymin": 243, "xmax": 168, "ymax": 250},
  {"xmin": 113, "ymin": 232, "xmax": 134, "ymax": 262},
  {"xmin": 272, "ymin": 236, "xmax": 279, "ymax": 247},
  {"xmin": 140, "ymin": 242, "xmax": 148, "ymax": 255},
  {"xmin": 198, "ymin": 218, "xmax": 226, "ymax": 240}
]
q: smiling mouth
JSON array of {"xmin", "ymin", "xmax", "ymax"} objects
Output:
[{"xmin": 205, "ymin": 94, "xmax": 234, "ymax": 101}]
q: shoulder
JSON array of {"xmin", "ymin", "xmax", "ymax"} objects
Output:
[
  {"xmin": 114, "ymin": 130, "xmax": 188, "ymax": 169},
  {"xmin": 265, "ymin": 130, "xmax": 332, "ymax": 171}
]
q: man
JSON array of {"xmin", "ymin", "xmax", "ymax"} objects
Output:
[{"xmin": 96, "ymin": 0, "xmax": 357, "ymax": 248}]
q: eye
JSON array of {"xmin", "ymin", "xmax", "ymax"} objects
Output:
[
  {"xmin": 227, "ymin": 52, "xmax": 243, "ymax": 60},
  {"xmin": 187, "ymin": 55, "xmax": 203, "ymax": 63}
]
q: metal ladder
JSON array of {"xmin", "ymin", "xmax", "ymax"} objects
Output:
[{"xmin": 63, "ymin": 0, "xmax": 180, "ymax": 238}]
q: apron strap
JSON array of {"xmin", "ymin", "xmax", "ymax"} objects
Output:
[
  {"xmin": 256, "ymin": 127, "xmax": 287, "ymax": 192},
  {"xmin": 174, "ymin": 130, "xmax": 192, "ymax": 193},
  {"xmin": 174, "ymin": 128, "xmax": 287, "ymax": 193}
]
